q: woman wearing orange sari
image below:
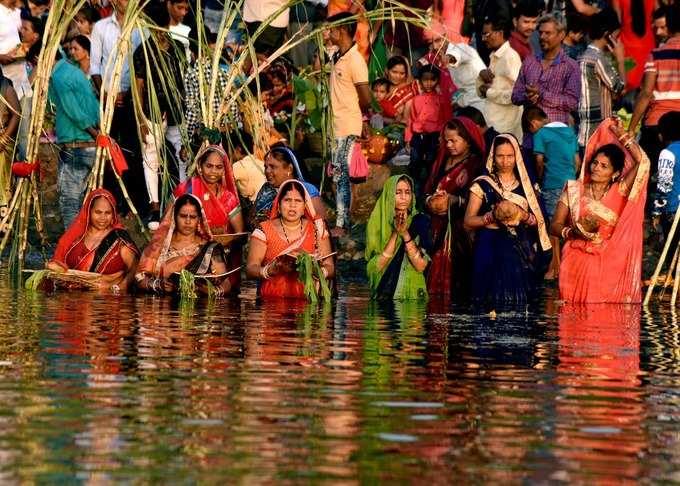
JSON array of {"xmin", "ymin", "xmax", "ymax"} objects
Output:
[
  {"xmin": 550, "ymin": 119, "xmax": 650, "ymax": 303},
  {"xmin": 135, "ymin": 194, "xmax": 233, "ymax": 297},
  {"xmin": 246, "ymin": 180, "xmax": 334, "ymax": 299},
  {"xmin": 47, "ymin": 188, "xmax": 139, "ymax": 292},
  {"xmin": 380, "ymin": 56, "xmax": 418, "ymax": 123}
]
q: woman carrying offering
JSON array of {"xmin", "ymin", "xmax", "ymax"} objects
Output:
[
  {"xmin": 135, "ymin": 194, "xmax": 233, "ymax": 297},
  {"xmin": 424, "ymin": 117, "xmax": 486, "ymax": 301},
  {"xmin": 550, "ymin": 118, "xmax": 649, "ymax": 303},
  {"xmin": 253, "ymin": 145, "xmax": 325, "ymax": 223},
  {"xmin": 366, "ymin": 175, "xmax": 431, "ymax": 301},
  {"xmin": 464, "ymin": 134, "xmax": 552, "ymax": 304},
  {"xmin": 247, "ymin": 180, "xmax": 334, "ymax": 300},
  {"xmin": 47, "ymin": 189, "xmax": 139, "ymax": 292}
]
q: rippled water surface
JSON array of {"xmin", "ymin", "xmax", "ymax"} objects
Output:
[{"xmin": 0, "ymin": 281, "xmax": 679, "ymax": 483}]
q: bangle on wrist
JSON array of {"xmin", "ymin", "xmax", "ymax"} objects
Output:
[
  {"xmin": 403, "ymin": 237, "xmax": 412, "ymax": 244},
  {"xmin": 561, "ymin": 226, "xmax": 572, "ymax": 239},
  {"xmin": 382, "ymin": 250, "xmax": 394, "ymax": 259},
  {"xmin": 483, "ymin": 211, "xmax": 495, "ymax": 225}
]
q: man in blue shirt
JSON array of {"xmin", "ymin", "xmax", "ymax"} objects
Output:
[
  {"xmin": 49, "ymin": 55, "xmax": 99, "ymax": 227},
  {"xmin": 653, "ymin": 111, "xmax": 680, "ymax": 251}
]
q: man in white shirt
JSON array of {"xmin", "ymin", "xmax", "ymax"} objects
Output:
[
  {"xmin": 478, "ymin": 17, "xmax": 524, "ymax": 139},
  {"xmin": 243, "ymin": 0, "xmax": 290, "ymax": 53},
  {"xmin": 0, "ymin": 0, "xmax": 32, "ymax": 159},
  {"xmin": 446, "ymin": 42, "xmax": 486, "ymax": 111}
]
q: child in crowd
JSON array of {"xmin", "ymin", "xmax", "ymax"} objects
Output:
[
  {"xmin": 368, "ymin": 77, "xmax": 390, "ymax": 129},
  {"xmin": 406, "ymin": 65, "xmax": 449, "ymax": 193},
  {"xmin": 533, "ymin": 108, "xmax": 581, "ymax": 279},
  {"xmin": 653, "ymin": 111, "xmax": 680, "ymax": 248}
]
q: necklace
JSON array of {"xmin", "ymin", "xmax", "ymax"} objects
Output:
[
  {"xmin": 281, "ymin": 219, "xmax": 303, "ymax": 244},
  {"xmin": 588, "ymin": 183, "xmax": 608, "ymax": 201}
]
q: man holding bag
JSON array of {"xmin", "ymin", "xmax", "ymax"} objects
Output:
[{"xmin": 327, "ymin": 11, "xmax": 372, "ymax": 237}]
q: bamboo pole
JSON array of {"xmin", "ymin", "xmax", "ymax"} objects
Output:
[{"xmin": 645, "ymin": 203, "xmax": 680, "ymax": 305}]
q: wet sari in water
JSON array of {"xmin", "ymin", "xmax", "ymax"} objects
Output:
[
  {"xmin": 251, "ymin": 180, "xmax": 329, "ymax": 299},
  {"xmin": 366, "ymin": 175, "xmax": 431, "ymax": 301},
  {"xmin": 470, "ymin": 135, "xmax": 552, "ymax": 305},
  {"xmin": 50, "ymin": 188, "xmax": 139, "ymax": 274},
  {"xmin": 424, "ymin": 117, "xmax": 486, "ymax": 301},
  {"xmin": 137, "ymin": 194, "xmax": 229, "ymax": 281},
  {"xmin": 559, "ymin": 120, "xmax": 650, "ymax": 303}
]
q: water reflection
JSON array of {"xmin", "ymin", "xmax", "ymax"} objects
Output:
[{"xmin": 0, "ymin": 285, "xmax": 678, "ymax": 482}]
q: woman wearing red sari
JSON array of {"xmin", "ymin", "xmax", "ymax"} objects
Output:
[
  {"xmin": 246, "ymin": 180, "xmax": 334, "ymax": 299},
  {"xmin": 47, "ymin": 188, "xmax": 139, "ymax": 292},
  {"xmin": 424, "ymin": 117, "xmax": 486, "ymax": 301},
  {"xmin": 550, "ymin": 119, "xmax": 650, "ymax": 303},
  {"xmin": 174, "ymin": 145, "xmax": 243, "ymax": 234},
  {"xmin": 380, "ymin": 56, "xmax": 419, "ymax": 123},
  {"xmin": 136, "ymin": 194, "xmax": 233, "ymax": 297}
]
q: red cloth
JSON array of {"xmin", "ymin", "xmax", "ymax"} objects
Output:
[
  {"xmin": 11, "ymin": 161, "xmax": 39, "ymax": 178},
  {"xmin": 50, "ymin": 188, "xmax": 134, "ymax": 273},
  {"xmin": 381, "ymin": 81, "xmax": 418, "ymax": 119},
  {"xmin": 559, "ymin": 119, "xmax": 649, "ymax": 303},
  {"xmin": 405, "ymin": 92, "xmax": 450, "ymax": 142},
  {"xmin": 174, "ymin": 145, "xmax": 240, "ymax": 233},
  {"xmin": 614, "ymin": 0, "xmax": 655, "ymax": 91},
  {"xmin": 96, "ymin": 135, "xmax": 128, "ymax": 176},
  {"xmin": 509, "ymin": 31, "xmax": 532, "ymax": 61},
  {"xmin": 424, "ymin": 116, "xmax": 486, "ymax": 194}
]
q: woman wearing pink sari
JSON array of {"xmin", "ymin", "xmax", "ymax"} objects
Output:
[{"xmin": 550, "ymin": 119, "xmax": 650, "ymax": 303}]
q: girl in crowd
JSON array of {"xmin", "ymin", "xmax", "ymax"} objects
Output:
[
  {"xmin": 551, "ymin": 119, "xmax": 649, "ymax": 303},
  {"xmin": 253, "ymin": 145, "xmax": 325, "ymax": 223},
  {"xmin": 136, "ymin": 194, "xmax": 233, "ymax": 297},
  {"xmin": 247, "ymin": 180, "xmax": 334, "ymax": 299},
  {"xmin": 464, "ymin": 134, "xmax": 552, "ymax": 304},
  {"xmin": 424, "ymin": 117, "xmax": 485, "ymax": 301},
  {"xmin": 47, "ymin": 189, "xmax": 139, "ymax": 292},
  {"xmin": 69, "ymin": 35, "xmax": 91, "ymax": 78},
  {"xmin": 366, "ymin": 175, "xmax": 431, "ymax": 301}
]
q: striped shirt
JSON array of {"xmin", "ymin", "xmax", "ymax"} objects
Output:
[
  {"xmin": 644, "ymin": 36, "xmax": 680, "ymax": 126},
  {"xmin": 577, "ymin": 45, "xmax": 624, "ymax": 146},
  {"xmin": 511, "ymin": 49, "xmax": 581, "ymax": 123}
]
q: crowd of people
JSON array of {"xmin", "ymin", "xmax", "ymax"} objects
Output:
[{"xmin": 1, "ymin": 0, "xmax": 680, "ymax": 306}]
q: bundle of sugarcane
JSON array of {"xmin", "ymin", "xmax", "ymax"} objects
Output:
[
  {"xmin": 0, "ymin": 0, "xmax": 89, "ymax": 274},
  {"xmin": 86, "ymin": 0, "xmax": 150, "ymax": 238}
]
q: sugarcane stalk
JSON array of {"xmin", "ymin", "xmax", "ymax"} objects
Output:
[
  {"xmin": 671, "ymin": 244, "xmax": 680, "ymax": 306},
  {"xmin": 658, "ymin": 244, "xmax": 679, "ymax": 300}
]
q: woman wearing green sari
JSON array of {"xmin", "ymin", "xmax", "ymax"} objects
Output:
[{"xmin": 365, "ymin": 175, "xmax": 431, "ymax": 300}]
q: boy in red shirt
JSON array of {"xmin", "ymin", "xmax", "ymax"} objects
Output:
[{"xmin": 406, "ymin": 65, "xmax": 449, "ymax": 194}]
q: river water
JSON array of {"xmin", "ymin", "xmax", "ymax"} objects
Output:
[{"xmin": 0, "ymin": 281, "xmax": 678, "ymax": 483}]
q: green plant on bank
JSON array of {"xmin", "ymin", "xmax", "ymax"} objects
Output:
[{"xmin": 3, "ymin": 0, "xmax": 430, "ymax": 273}]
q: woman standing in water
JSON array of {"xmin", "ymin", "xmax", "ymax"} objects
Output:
[
  {"xmin": 464, "ymin": 134, "xmax": 552, "ymax": 305},
  {"xmin": 365, "ymin": 175, "xmax": 431, "ymax": 301},
  {"xmin": 550, "ymin": 119, "xmax": 649, "ymax": 303}
]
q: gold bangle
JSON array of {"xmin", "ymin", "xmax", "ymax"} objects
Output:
[{"xmin": 382, "ymin": 250, "xmax": 394, "ymax": 259}]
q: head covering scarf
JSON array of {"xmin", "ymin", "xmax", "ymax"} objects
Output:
[
  {"xmin": 51, "ymin": 189, "xmax": 125, "ymax": 269},
  {"xmin": 484, "ymin": 134, "xmax": 551, "ymax": 251},
  {"xmin": 265, "ymin": 179, "xmax": 326, "ymax": 258},
  {"xmin": 425, "ymin": 116, "xmax": 486, "ymax": 194},
  {"xmin": 176, "ymin": 144, "xmax": 240, "ymax": 231},
  {"xmin": 255, "ymin": 146, "xmax": 319, "ymax": 217},
  {"xmin": 581, "ymin": 118, "xmax": 636, "ymax": 184},
  {"xmin": 365, "ymin": 175, "xmax": 428, "ymax": 299},
  {"xmin": 137, "ymin": 194, "xmax": 213, "ymax": 276}
]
